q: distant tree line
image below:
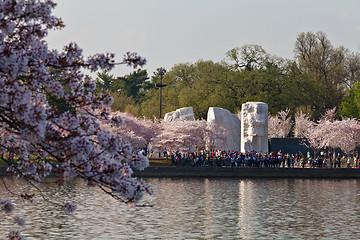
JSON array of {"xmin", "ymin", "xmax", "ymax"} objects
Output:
[{"xmin": 95, "ymin": 31, "xmax": 360, "ymax": 121}]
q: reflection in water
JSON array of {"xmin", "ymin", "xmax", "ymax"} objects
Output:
[{"xmin": 0, "ymin": 178, "xmax": 359, "ymax": 239}]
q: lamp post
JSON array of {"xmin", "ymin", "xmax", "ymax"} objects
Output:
[{"xmin": 155, "ymin": 67, "xmax": 167, "ymax": 119}]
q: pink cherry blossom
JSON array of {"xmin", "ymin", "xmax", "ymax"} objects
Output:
[
  {"xmin": 0, "ymin": 1, "xmax": 151, "ymax": 235},
  {"xmin": 0, "ymin": 198, "xmax": 15, "ymax": 214}
]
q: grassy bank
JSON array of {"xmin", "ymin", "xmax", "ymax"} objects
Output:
[{"xmin": 149, "ymin": 157, "xmax": 172, "ymax": 167}]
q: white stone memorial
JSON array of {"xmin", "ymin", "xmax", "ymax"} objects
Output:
[
  {"xmin": 241, "ymin": 102, "xmax": 268, "ymax": 153},
  {"xmin": 164, "ymin": 107, "xmax": 195, "ymax": 122},
  {"xmin": 207, "ymin": 107, "xmax": 241, "ymax": 151}
]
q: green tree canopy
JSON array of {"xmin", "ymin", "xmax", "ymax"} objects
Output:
[
  {"xmin": 96, "ymin": 31, "xmax": 360, "ymax": 121},
  {"xmin": 339, "ymin": 82, "xmax": 360, "ymax": 119},
  {"xmin": 112, "ymin": 69, "xmax": 151, "ymax": 103},
  {"xmin": 139, "ymin": 57, "xmax": 325, "ymax": 120},
  {"xmin": 294, "ymin": 32, "xmax": 348, "ymax": 113},
  {"xmin": 95, "ymin": 71, "xmax": 115, "ymax": 92}
]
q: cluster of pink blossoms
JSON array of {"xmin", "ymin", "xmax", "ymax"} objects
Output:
[
  {"xmin": 0, "ymin": 198, "xmax": 15, "ymax": 214},
  {"xmin": 151, "ymin": 119, "xmax": 227, "ymax": 153},
  {"xmin": 7, "ymin": 230, "xmax": 25, "ymax": 240}
]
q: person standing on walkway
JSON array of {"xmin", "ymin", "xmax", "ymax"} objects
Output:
[{"xmin": 353, "ymin": 157, "xmax": 357, "ymax": 168}]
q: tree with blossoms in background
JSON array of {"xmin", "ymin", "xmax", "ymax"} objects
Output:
[
  {"xmin": 107, "ymin": 112, "xmax": 160, "ymax": 150},
  {"xmin": 311, "ymin": 117, "xmax": 360, "ymax": 156},
  {"xmin": 101, "ymin": 111, "xmax": 160, "ymax": 169},
  {"xmin": 150, "ymin": 119, "xmax": 226, "ymax": 154},
  {"xmin": 299, "ymin": 108, "xmax": 360, "ymax": 157},
  {"xmin": 268, "ymin": 109, "xmax": 293, "ymax": 138},
  {"xmin": 298, "ymin": 108, "xmax": 335, "ymax": 156},
  {"xmin": 336, "ymin": 119, "xmax": 360, "ymax": 155},
  {"xmin": 0, "ymin": 1, "xmax": 151, "ymax": 239},
  {"xmin": 293, "ymin": 111, "xmax": 315, "ymax": 138}
]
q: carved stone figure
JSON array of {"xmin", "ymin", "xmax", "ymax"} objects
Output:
[
  {"xmin": 241, "ymin": 102, "xmax": 268, "ymax": 153},
  {"xmin": 164, "ymin": 107, "xmax": 195, "ymax": 122},
  {"xmin": 207, "ymin": 107, "xmax": 241, "ymax": 151}
]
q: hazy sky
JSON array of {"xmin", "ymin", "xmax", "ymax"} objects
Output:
[{"xmin": 47, "ymin": 0, "xmax": 360, "ymax": 77}]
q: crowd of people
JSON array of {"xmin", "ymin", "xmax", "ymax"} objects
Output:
[{"xmin": 153, "ymin": 150, "xmax": 360, "ymax": 169}]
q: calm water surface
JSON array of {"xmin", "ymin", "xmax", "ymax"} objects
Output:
[{"xmin": 0, "ymin": 178, "xmax": 360, "ymax": 239}]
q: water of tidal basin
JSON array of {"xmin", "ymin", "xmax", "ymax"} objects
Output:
[{"xmin": 1, "ymin": 178, "xmax": 360, "ymax": 239}]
